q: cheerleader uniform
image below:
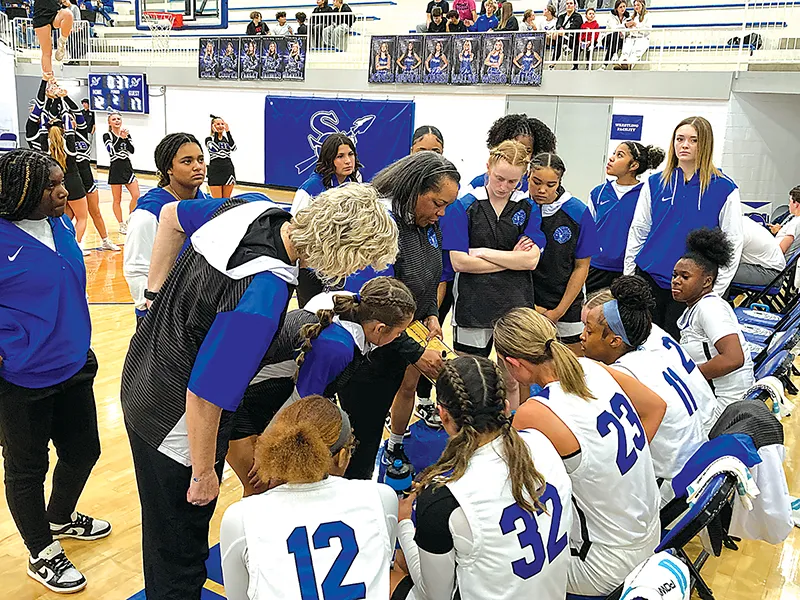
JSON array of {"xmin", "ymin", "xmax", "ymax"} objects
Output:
[
  {"xmin": 240, "ymin": 52, "xmax": 260, "ymax": 80},
  {"xmin": 63, "ymin": 96, "xmax": 96, "ymax": 196},
  {"xmin": 397, "ymin": 54, "xmax": 420, "ymax": 83},
  {"xmin": 284, "ymin": 53, "xmax": 304, "ymax": 79},
  {"xmin": 261, "ymin": 52, "xmax": 282, "ymax": 79},
  {"xmin": 219, "ymin": 51, "xmax": 238, "ymax": 78},
  {"xmin": 533, "ymin": 192, "xmax": 599, "ymax": 344},
  {"xmin": 62, "ymin": 121, "xmax": 86, "ymax": 202},
  {"xmin": 32, "ymin": 0, "xmax": 60, "ymax": 29},
  {"xmin": 25, "ymin": 80, "xmax": 58, "ymax": 153},
  {"xmin": 586, "ymin": 179, "xmax": 644, "ymax": 293},
  {"xmin": 199, "ymin": 52, "xmax": 217, "ymax": 78},
  {"xmin": 103, "ymin": 131, "xmax": 135, "ymax": 185},
  {"xmin": 624, "ymin": 169, "xmax": 743, "ymax": 339},
  {"xmin": 205, "ymin": 132, "xmax": 237, "ymax": 187}
]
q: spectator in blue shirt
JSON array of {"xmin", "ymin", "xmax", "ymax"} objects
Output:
[{"xmin": 469, "ymin": 0, "xmax": 498, "ymax": 30}]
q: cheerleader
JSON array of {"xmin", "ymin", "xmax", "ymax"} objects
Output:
[
  {"xmin": 586, "ymin": 141, "xmax": 665, "ymax": 293},
  {"xmin": 483, "ymin": 39, "xmax": 506, "ymax": 83},
  {"xmin": 221, "ymin": 395, "xmax": 398, "ymax": 600},
  {"xmin": 240, "ymin": 40, "xmax": 260, "ymax": 79},
  {"xmin": 32, "ymin": 0, "xmax": 73, "ymax": 82},
  {"xmin": 529, "ymin": 153, "xmax": 599, "ymax": 351},
  {"xmin": 103, "ymin": 112, "xmax": 140, "ymax": 234},
  {"xmin": 453, "ymin": 39, "xmax": 477, "ymax": 85},
  {"xmin": 261, "ymin": 41, "xmax": 282, "ymax": 79},
  {"xmin": 394, "ymin": 357, "xmax": 573, "ymax": 600},
  {"xmin": 494, "ymin": 308, "xmax": 664, "ymax": 596},
  {"xmin": 199, "ymin": 41, "xmax": 217, "ymax": 77},
  {"xmin": 624, "ymin": 116, "xmax": 743, "ymax": 339},
  {"xmin": 463, "ymin": 113, "xmax": 557, "ymax": 196},
  {"xmin": 580, "ymin": 276, "xmax": 706, "ymax": 493},
  {"xmin": 205, "ymin": 115, "xmax": 237, "ymax": 199},
  {"xmin": 372, "ymin": 41, "xmax": 394, "ymax": 83},
  {"xmin": 219, "ymin": 41, "xmax": 238, "ymax": 78},
  {"xmin": 396, "ymin": 40, "xmax": 422, "ymax": 83},
  {"xmin": 121, "ymin": 185, "xmax": 398, "ymax": 599},
  {"xmin": 442, "ymin": 140, "xmax": 543, "ymax": 407},
  {"xmin": 291, "ymin": 133, "xmax": 363, "ymax": 306},
  {"xmin": 512, "ymin": 39, "xmax": 542, "ymax": 85},
  {"xmin": 226, "ymin": 278, "xmax": 416, "ymax": 497},
  {"xmin": 123, "ymin": 133, "xmax": 207, "ymax": 323},
  {"xmin": 424, "ymin": 40, "xmax": 449, "ymax": 84},
  {"xmin": 284, "ymin": 40, "xmax": 305, "ymax": 79},
  {"xmin": 62, "ymin": 94, "xmax": 119, "ymax": 252},
  {"xmin": 672, "ymin": 228, "xmax": 755, "ymax": 410}
]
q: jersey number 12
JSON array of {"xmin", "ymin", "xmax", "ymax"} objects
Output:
[{"xmin": 287, "ymin": 521, "xmax": 366, "ymax": 600}]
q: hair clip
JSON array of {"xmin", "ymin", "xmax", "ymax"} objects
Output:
[{"xmin": 353, "ymin": 292, "xmax": 361, "ymax": 304}]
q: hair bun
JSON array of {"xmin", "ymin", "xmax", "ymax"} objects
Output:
[
  {"xmin": 685, "ymin": 227, "xmax": 733, "ymax": 269},
  {"xmin": 645, "ymin": 145, "xmax": 666, "ymax": 171},
  {"xmin": 610, "ymin": 275, "xmax": 656, "ymax": 313}
]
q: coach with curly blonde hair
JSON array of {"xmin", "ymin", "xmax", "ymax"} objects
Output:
[{"xmin": 120, "ymin": 185, "xmax": 397, "ymax": 600}]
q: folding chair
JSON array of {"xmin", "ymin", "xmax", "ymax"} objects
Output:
[{"xmin": 728, "ymin": 250, "xmax": 800, "ymax": 313}]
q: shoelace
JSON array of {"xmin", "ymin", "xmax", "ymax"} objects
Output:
[
  {"xmin": 48, "ymin": 552, "xmax": 76, "ymax": 577},
  {"xmin": 72, "ymin": 513, "xmax": 93, "ymax": 531}
]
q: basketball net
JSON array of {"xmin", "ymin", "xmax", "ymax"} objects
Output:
[{"xmin": 142, "ymin": 12, "xmax": 175, "ymax": 50}]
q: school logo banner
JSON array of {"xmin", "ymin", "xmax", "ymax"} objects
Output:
[{"xmin": 263, "ymin": 96, "xmax": 415, "ymax": 188}]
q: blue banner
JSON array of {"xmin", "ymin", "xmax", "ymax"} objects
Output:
[
  {"xmin": 610, "ymin": 114, "xmax": 644, "ymax": 141},
  {"xmin": 263, "ymin": 96, "xmax": 415, "ymax": 188}
]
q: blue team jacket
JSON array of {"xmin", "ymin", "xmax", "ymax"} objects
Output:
[{"xmin": 590, "ymin": 180, "xmax": 644, "ymax": 272}]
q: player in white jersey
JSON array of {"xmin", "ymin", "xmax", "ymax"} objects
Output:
[
  {"xmin": 586, "ymin": 288, "xmax": 719, "ymax": 433},
  {"xmin": 393, "ymin": 356, "xmax": 572, "ymax": 600},
  {"xmin": 580, "ymin": 276, "xmax": 706, "ymax": 500},
  {"xmin": 494, "ymin": 308, "xmax": 666, "ymax": 597},
  {"xmin": 673, "ymin": 228, "xmax": 755, "ymax": 409},
  {"xmin": 220, "ymin": 395, "xmax": 398, "ymax": 600}
]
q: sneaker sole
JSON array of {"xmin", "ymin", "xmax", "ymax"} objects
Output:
[
  {"xmin": 52, "ymin": 527, "xmax": 112, "ymax": 541},
  {"xmin": 27, "ymin": 568, "xmax": 87, "ymax": 594}
]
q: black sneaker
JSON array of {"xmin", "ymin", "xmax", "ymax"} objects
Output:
[
  {"xmin": 414, "ymin": 399, "xmax": 442, "ymax": 429},
  {"xmin": 50, "ymin": 512, "xmax": 112, "ymax": 541},
  {"xmin": 383, "ymin": 414, "xmax": 411, "ymax": 437},
  {"xmin": 28, "ymin": 541, "xmax": 87, "ymax": 593},
  {"xmin": 382, "ymin": 441, "xmax": 414, "ymax": 476}
]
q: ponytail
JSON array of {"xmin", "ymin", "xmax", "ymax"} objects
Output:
[
  {"xmin": 418, "ymin": 357, "xmax": 547, "ymax": 514},
  {"xmin": 494, "ymin": 307, "xmax": 594, "ymax": 401}
]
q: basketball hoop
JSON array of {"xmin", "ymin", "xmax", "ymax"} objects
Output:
[{"xmin": 142, "ymin": 11, "xmax": 176, "ymax": 50}]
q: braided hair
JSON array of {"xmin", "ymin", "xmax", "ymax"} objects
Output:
[
  {"xmin": 486, "ymin": 114, "xmax": 557, "ymax": 156},
  {"xmin": 417, "ymin": 356, "xmax": 548, "ymax": 515},
  {"xmin": 0, "ymin": 150, "xmax": 60, "ymax": 222},
  {"xmin": 297, "ymin": 277, "xmax": 416, "ymax": 367},
  {"xmin": 530, "ymin": 152, "xmax": 567, "ymax": 199},
  {"xmin": 154, "ymin": 132, "xmax": 202, "ymax": 188}
]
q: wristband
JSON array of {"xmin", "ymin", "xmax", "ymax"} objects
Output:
[{"xmin": 144, "ymin": 289, "xmax": 158, "ymax": 301}]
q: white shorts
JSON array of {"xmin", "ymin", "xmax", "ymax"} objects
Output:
[{"xmin": 567, "ymin": 526, "xmax": 660, "ymax": 596}]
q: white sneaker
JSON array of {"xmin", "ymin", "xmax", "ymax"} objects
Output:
[
  {"xmin": 118, "ymin": 221, "xmax": 127, "ymax": 235},
  {"xmin": 27, "ymin": 541, "xmax": 86, "ymax": 593},
  {"xmin": 55, "ymin": 37, "xmax": 68, "ymax": 62},
  {"xmin": 50, "ymin": 511, "xmax": 112, "ymax": 541},
  {"xmin": 78, "ymin": 241, "xmax": 90, "ymax": 257},
  {"xmin": 414, "ymin": 399, "xmax": 442, "ymax": 429},
  {"xmin": 100, "ymin": 238, "xmax": 120, "ymax": 251}
]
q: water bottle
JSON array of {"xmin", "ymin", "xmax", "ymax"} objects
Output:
[
  {"xmin": 773, "ymin": 394, "xmax": 781, "ymax": 417},
  {"xmin": 384, "ymin": 458, "xmax": 413, "ymax": 497}
]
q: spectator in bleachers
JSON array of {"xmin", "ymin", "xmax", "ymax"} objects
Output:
[
  {"xmin": 578, "ymin": 7, "xmax": 600, "ymax": 67},
  {"xmin": 81, "ymin": 0, "xmax": 111, "ymax": 26},
  {"xmin": 62, "ymin": 0, "xmax": 80, "ymax": 23},
  {"xmin": 427, "ymin": 7, "xmax": 447, "ymax": 31},
  {"xmin": 468, "ymin": 0, "xmax": 497, "ymax": 31},
  {"xmin": 295, "ymin": 12, "xmax": 307, "ymax": 34},
  {"xmin": 246, "ymin": 11, "xmax": 269, "ymax": 35},
  {"xmin": 617, "ymin": 0, "xmax": 651, "ymax": 69},
  {"xmin": 602, "ymin": 0, "xmax": 629, "ymax": 69},
  {"xmin": 554, "ymin": 0, "xmax": 582, "ymax": 69},
  {"xmin": 770, "ymin": 186, "xmax": 800, "ymax": 255},
  {"xmin": 451, "ymin": 0, "xmax": 477, "ymax": 26},
  {"xmin": 541, "ymin": 3, "xmax": 557, "ymax": 34},
  {"xmin": 416, "ymin": 0, "xmax": 449, "ymax": 33},
  {"xmin": 732, "ymin": 217, "xmax": 786, "ymax": 286},
  {"xmin": 521, "ymin": 8, "xmax": 536, "ymax": 30},
  {"xmin": 498, "ymin": 1, "xmax": 518, "ymax": 30},
  {"xmin": 322, "ymin": 0, "xmax": 353, "ymax": 51},
  {"xmin": 311, "ymin": 0, "xmax": 333, "ymax": 46},
  {"xmin": 446, "ymin": 9, "xmax": 467, "ymax": 31},
  {"xmin": 479, "ymin": 0, "xmax": 501, "ymax": 13},
  {"xmin": 272, "ymin": 11, "xmax": 293, "ymax": 35}
]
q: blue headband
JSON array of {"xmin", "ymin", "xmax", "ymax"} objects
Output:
[{"xmin": 603, "ymin": 300, "xmax": 632, "ymax": 346}]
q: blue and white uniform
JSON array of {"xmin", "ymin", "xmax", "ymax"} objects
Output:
[
  {"xmin": 290, "ymin": 170, "xmax": 361, "ymax": 216},
  {"xmin": 441, "ymin": 185, "xmax": 545, "ymax": 352},
  {"xmin": 624, "ymin": 170, "xmax": 743, "ymax": 295},
  {"xmin": 372, "ymin": 54, "xmax": 394, "ymax": 82},
  {"xmin": 396, "ymin": 53, "xmax": 421, "ymax": 83},
  {"xmin": 425, "ymin": 53, "xmax": 448, "ymax": 84},
  {"xmin": 533, "ymin": 192, "xmax": 600, "ymax": 341},
  {"xmin": 123, "ymin": 186, "xmax": 208, "ymax": 316},
  {"xmin": 453, "ymin": 51, "xmax": 478, "ymax": 84},
  {"xmin": 463, "ymin": 171, "xmax": 529, "ymax": 197}
]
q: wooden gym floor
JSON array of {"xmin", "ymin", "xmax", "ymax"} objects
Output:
[{"xmin": 0, "ymin": 175, "xmax": 799, "ymax": 599}]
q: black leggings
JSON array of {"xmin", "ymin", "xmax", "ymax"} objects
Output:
[
  {"xmin": 338, "ymin": 343, "xmax": 408, "ymax": 480},
  {"xmin": 604, "ymin": 31, "xmax": 624, "ymax": 63},
  {"xmin": 0, "ymin": 351, "xmax": 100, "ymax": 556},
  {"xmin": 636, "ymin": 267, "xmax": 685, "ymax": 340}
]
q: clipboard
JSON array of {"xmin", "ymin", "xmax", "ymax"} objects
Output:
[{"xmin": 405, "ymin": 320, "xmax": 458, "ymax": 382}]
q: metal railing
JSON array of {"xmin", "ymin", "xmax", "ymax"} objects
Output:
[
  {"xmin": 0, "ymin": 12, "xmax": 12, "ymax": 49},
  {"xmin": 5, "ymin": 17, "xmax": 799, "ymax": 71}
]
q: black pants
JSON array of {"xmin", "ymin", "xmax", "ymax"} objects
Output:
[
  {"xmin": 0, "ymin": 351, "xmax": 100, "ymax": 557},
  {"xmin": 128, "ymin": 427, "xmax": 226, "ymax": 600},
  {"xmin": 416, "ymin": 279, "xmax": 454, "ymax": 399},
  {"xmin": 636, "ymin": 267, "xmax": 684, "ymax": 340},
  {"xmin": 604, "ymin": 31, "xmax": 624, "ymax": 63},
  {"xmin": 339, "ymin": 343, "xmax": 409, "ymax": 480},
  {"xmin": 555, "ymin": 32, "xmax": 580, "ymax": 66},
  {"xmin": 586, "ymin": 266, "xmax": 623, "ymax": 295}
]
